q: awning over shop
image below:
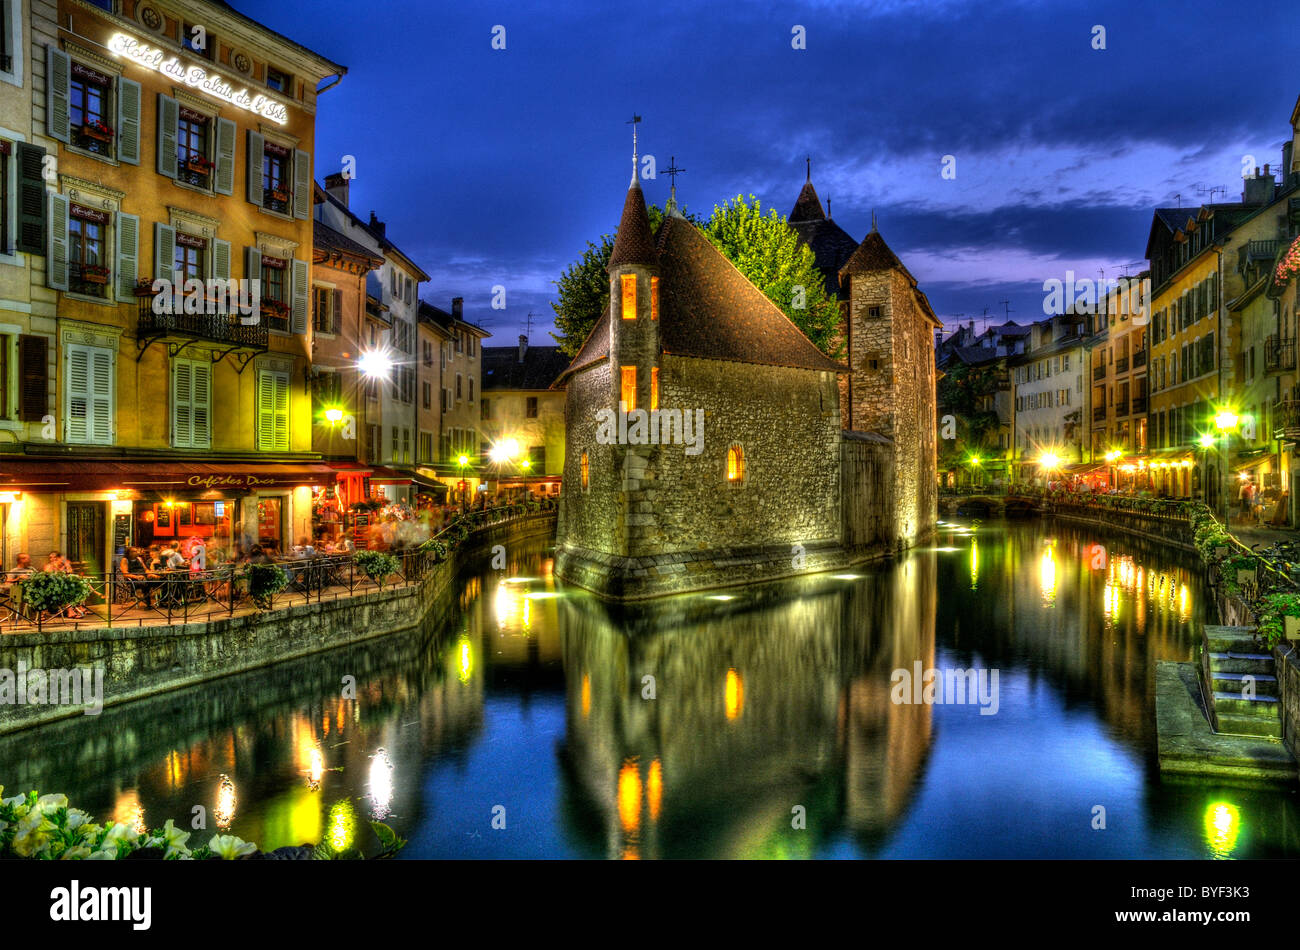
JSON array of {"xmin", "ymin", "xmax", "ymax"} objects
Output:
[
  {"xmin": 0, "ymin": 459, "xmax": 338, "ymax": 493},
  {"xmin": 366, "ymin": 465, "xmax": 413, "ymax": 486},
  {"xmin": 1232, "ymin": 452, "xmax": 1275, "ymax": 473},
  {"xmin": 1062, "ymin": 462, "xmax": 1104, "ymax": 474}
]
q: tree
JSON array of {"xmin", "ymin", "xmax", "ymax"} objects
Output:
[{"xmin": 551, "ymin": 199, "xmax": 841, "ymax": 357}]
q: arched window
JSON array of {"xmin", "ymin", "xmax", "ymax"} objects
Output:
[
  {"xmin": 726, "ymin": 444, "xmax": 745, "ymax": 485},
  {"xmin": 580, "ymin": 451, "xmax": 589, "ymax": 492}
]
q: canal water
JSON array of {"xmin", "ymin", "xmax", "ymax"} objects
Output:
[{"xmin": 4, "ymin": 518, "xmax": 1299, "ymax": 859}]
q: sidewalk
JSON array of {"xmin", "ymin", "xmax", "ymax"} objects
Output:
[{"xmin": 1228, "ymin": 520, "xmax": 1299, "ymax": 548}]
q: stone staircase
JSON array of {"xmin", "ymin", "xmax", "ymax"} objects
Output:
[{"xmin": 1199, "ymin": 626, "xmax": 1282, "ymax": 739}]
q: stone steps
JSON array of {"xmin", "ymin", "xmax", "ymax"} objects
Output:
[
  {"xmin": 1210, "ymin": 671, "xmax": 1279, "ymax": 697},
  {"xmin": 1200, "ymin": 627, "xmax": 1285, "ymax": 740},
  {"xmin": 1207, "ymin": 651, "xmax": 1276, "ymax": 675}
]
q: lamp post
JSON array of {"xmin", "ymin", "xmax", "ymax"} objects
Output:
[
  {"xmin": 1214, "ymin": 409, "xmax": 1239, "ymax": 522},
  {"xmin": 457, "ymin": 454, "xmax": 469, "ymax": 511}
]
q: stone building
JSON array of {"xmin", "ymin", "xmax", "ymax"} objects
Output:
[
  {"xmin": 481, "ymin": 335, "xmax": 570, "ymax": 498},
  {"xmin": 554, "ymin": 171, "xmax": 847, "ymax": 599},
  {"xmin": 790, "ymin": 172, "xmax": 941, "ymax": 545}
]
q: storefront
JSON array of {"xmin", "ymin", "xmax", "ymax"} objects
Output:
[{"xmin": 0, "ymin": 460, "xmax": 336, "ymax": 573}]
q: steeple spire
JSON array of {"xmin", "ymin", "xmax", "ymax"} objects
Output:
[
  {"xmin": 871, "ymin": 209, "xmax": 878, "ymax": 232},
  {"xmin": 806, "ymin": 155, "xmax": 811, "ymax": 183},
  {"xmin": 627, "ymin": 114, "xmax": 642, "ymax": 186},
  {"xmin": 664, "ymin": 155, "xmax": 685, "ymax": 214}
]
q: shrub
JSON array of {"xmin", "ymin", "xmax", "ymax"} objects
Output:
[
  {"xmin": 248, "ymin": 563, "xmax": 288, "ymax": 609},
  {"xmin": 19, "ymin": 572, "xmax": 93, "ymax": 614},
  {"xmin": 1256, "ymin": 592, "xmax": 1300, "ymax": 648},
  {"xmin": 353, "ymin": 550, "xmax": 400, "ymax": 587}
]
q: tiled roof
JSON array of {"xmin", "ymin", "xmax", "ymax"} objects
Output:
[
  {"xmin": 655, "ymin": 215, "xmax": 845, "ymax": 374},
  {"xmin": 840, "ymin": 228, "xmax": 909, "ymax": 277},
  {"xmin": 607, "ymin": 181, "xmax": 658, "ymax": 269},
  {"xmin": 790, "ymin": 182, "xmax": 825, "ymax": 223},
  {"xmin": 314, "ymin": 220, "xmax": 384, "ymax": 266},
  {"xmin": 482, "ymin": 344, "xmax": 571, "ymax": 391},
  {"xmin": 418, "ymin": 300, "xmax": 489, "ymax": 337},
  {"xmin": 790, "ymin": 217, "xmax": 859, "ymax": 297}
]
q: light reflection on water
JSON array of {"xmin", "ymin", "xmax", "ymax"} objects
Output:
[{"xmin": 2, "ymin": 519, "xmax": 1299, "ymax": 858}]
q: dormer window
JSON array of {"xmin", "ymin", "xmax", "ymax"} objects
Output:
[
  {"xmin": 266, "ymin": 67, "xmax": 291, "ymax": 93},
  {"xmin": 621, "ymin": 274, "xmax": 636, "ymax": 320}
]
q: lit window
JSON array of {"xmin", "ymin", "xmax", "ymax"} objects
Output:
[
  {"xmin": 727, "ymin": 445, "xmax": 745, "ymax": 483},
  {"xmin": 580, "ymin": 451, "xmax": 589, "ymax": 491},
  {"xmin": 650, "ymin": 367, "xmax": 659, "ymax": 411},
  {"xmin": 620, "ymin": 365, "xmax": 637, "ymax": 411},
  {"xmin": 621, "ymin": 274, "xmax": 636, "ymax": 320},
  {"xmin": 650, "ymin": 276, "xmax": 659, "ymax": 321}
]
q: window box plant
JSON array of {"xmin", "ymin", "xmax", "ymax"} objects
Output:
[
  {"xmin": 80, "ymin": 120, "xmax": 114, "ymax": 142},
  {"xmin": 184, "ymin": 155, "xmax": 214, "ymax": 174},
  {"xmin": 1256, "ymin": 591, "xmax": 1300, "ymax": 648},
  {"xmin": 80, "ymin": 264, "xmax": 110, "ymax": 284}
]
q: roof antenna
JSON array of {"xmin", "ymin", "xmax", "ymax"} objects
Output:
[{"xmin": 627, "ymin": 114, "xmax": 642, "ymax": 185}]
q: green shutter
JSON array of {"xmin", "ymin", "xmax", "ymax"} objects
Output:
[
  {"xmin": 46, "ymin": 46, "xmax": 70, "ymax": 143},
  {"xmin": 247, "ymin": 131, "xmax": 264, "ymax": 207},
  {"xmin": 212, "ymin": 239, "xmax": 231, "ymax": 281},
  {"xmin": 115, "ymin": 212, "xmax": 139, "ymax": 301},
  {"xmin": 291, "ymin": 258, "xmax": 309, "ymax": 333},
  {"xmin": 293, "ymin": 149, "xmax": 311, "ymax": 219},
  {"xmin": 214, "ymin": 118, "xmax": 236, "ymax": 195},
  {"xmin": 156, "ymin": 94, "xmax": 178, "ymax": 178},
  {"xmin": 245, "ymin": 247, "xmax": 262, "ymax": 325},
  {"xmin": 18, "ymin": 335, "xmax": 49, "ymax": 423},
  {"xmin": 117, "ymin": 77, "xmax": 142, "ymax": 165},
  {"xmin": 154, "ymin": 222, "xmax": 175, "ymax": 282},
  {"xmin": 47, "ymin": 192, "xmax": 68, "ymax": 291},
  {"xmin": 173, "ymin": 359, "xmax": 192, "ymax": 447},
  {"xmin": 15, "ymin": 143, "xmax": 46, "ymax": 255},
  {"xmin": 192, "ymin": 361, "xmax": 211, "ymax": 448}
]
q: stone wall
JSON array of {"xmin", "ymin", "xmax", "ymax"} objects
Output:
[
  {"xmin": 0, "ymin": 513, "xmax": 555, "ymax": 734},
  {"xmin": 1276, "ymin": 647, "xmax": 1300, "ymax": 760},
  {"xmin": 842, "ymin": 267, "xmax": 937, "ymax": 546}
]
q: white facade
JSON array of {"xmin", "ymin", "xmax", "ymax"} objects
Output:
[{"xmin": 1014, "ymin": 318, "xmax": 1088, "ymax": 468}]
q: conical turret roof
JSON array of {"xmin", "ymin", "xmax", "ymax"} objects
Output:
[{"xmin": 607, "ymin": 180, "xmax": 658, "ymax": 270}]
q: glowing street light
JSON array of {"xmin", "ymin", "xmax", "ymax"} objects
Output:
[
  {"xmin": 1214, "ymin": 410, "xmax": 1239, "ymax": 432},
  {"xmin": 324, "ymin": 407, "xmax": 344, "ymax": 425},
  {"xmin": 1039, "ymin": 452, "xmax": 1061, "ymax": 470},
  {"xmin": 357, "ymin": 349, "xmax": 393, "ymax": 380},
  {"xmin": 1198, "ymin": 433, "xmax": 1216, "ymax": 449}
]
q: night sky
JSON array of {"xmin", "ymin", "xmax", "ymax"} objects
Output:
[{"xmin": 237, "ymin": 0, "xmax": 1300, "ymax": 344}]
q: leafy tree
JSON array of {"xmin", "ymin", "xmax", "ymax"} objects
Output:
[{"xmin": 551, "ymin": 198, "xmax": 840, "ymax": 357}]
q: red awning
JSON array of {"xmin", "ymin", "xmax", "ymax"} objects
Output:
[
  {"xmin": 367, "ymin": 465, "xmax": 413, "ymax": 486},
  {"xmin": 0, "ymin": 459, "xmax": 338, "ymax": 493}
]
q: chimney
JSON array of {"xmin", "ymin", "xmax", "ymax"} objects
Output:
[
  {"xmin": 1284, "ymin": 141, "xmax": 1295, "ymax": 185},
  {"xmin": 1242, "ymin": 166, "xmax": 1274, "ymax": 206},
  {"xmin": 452, "ymin": 297, "xmax": 463, "ymax": 321},
  {"xmin": 518, "ymin": 334, "xmax": 528, "ymax": 363},
  {"xmin": 368, "ymin": 211, "xmax": 385, "ymax": 238},
  {"xmin": 324, "ymin": 172, "xmax": 349, "ymax": 208}
]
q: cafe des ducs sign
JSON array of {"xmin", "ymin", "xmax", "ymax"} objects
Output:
[{"xmin": 109, "ymin": 33, "xmax": 290, "ymax": 125}]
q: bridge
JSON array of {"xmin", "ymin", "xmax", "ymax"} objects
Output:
[{"xmin": 938, "ymin": 490, "xmax": 1042, "ymax": 519}]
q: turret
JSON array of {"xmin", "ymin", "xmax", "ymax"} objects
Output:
[{"xmin": 606, "ymin": 171, "xmax": 660, "ymax": 417}]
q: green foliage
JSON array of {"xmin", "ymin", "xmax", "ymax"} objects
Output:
[
  {"xmin": 700, "ymin": 195, "xmax": 842, "ymax": 356},
  {"xmin": 551, "ymin": 197, "xmax": 840, "ymax": 358},
  {"xmin": 18, "ymin": 572, "xmax": 92, "ymax": 613},
  {"xmin": 353, "ymin": 550, "xmax": 400, "ymax": 586},
  {"xmin": 248, "ymin": 563, "xmax": 288, "ymax": 609},
  {"xmin": 1256, "ymin": 592, "xmax": 1300, "ymax": 648}
]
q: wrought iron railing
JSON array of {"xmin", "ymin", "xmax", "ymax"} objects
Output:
[{"xmin": 1265, "ymin": 334, "xmax": 1296, "ymax": 372}]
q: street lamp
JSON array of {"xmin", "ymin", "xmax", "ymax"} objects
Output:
[
  {"xmin": 966, "ymin": 453, "xmax": 982, "ymax": 490},
  {"xmin": 458, "ymin": 454, "xmax": 469, "ymax": 511},
  {"xmin": 1213, "ymin": 408, "xmax": 1240, "ymax": 520}
]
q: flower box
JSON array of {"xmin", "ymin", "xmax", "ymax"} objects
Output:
[
  {"xmin": 1236, "ymin": 569, "xmax": 1256, "ymax": 589},
  {"xmin": 269, "ymin": 189, "xmax": 289, "ymax": 203},
  {"xmin": 1214, "ymin": 545, "xmax": 1229, "ymax": 560},
  {"xmin": 80, "ymin": 267, "xmax": 110, "ymax": 284},
  {"xmin": 1287, "ymin": 615, "xmax": 1300, "ymax": 642},
  {"xmin": 81, "ymin": 123, "xmax": 113, "ymax": 142},
  {"xmin": 184, "ymin": 158, "xmax": 214, "ymax": 174}
]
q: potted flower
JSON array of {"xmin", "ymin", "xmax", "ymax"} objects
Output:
[
  {"xmin": 80, "ymin": 263, "xmax": 110, "ymax": 284},
  {"xmin": 1221, "ymin": 553, "xmax": 1258, "ymax": 594},
  {"xmin": 353, "ymin": 550, "xmax": 400, "ymax": 588},
  {"xmin": 184, "ymin": 154, "xmax": 214, "ymax": 174},
  {"xmin": 1256, "ymin": 591, "xmax": 1300, "ymax": 647},
  {"xmin": 248, "ymin": 563, "xmax": 288, "ymax": 610},
  {"xmin": 81, "ymin": 119, "xmax": 113, "ymax": 142},
  {"xmin": 1276, "ymin": 234, "xmax": 1300, "ymax": 285},
  {"xmin": 19, "ymin": 571, "xmax": 93, "ymax": 616}
]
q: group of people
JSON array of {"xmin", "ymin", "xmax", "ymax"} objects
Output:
[{"xmin": 3, "ymin": 550, "xmax": 90, "ymax": 618}]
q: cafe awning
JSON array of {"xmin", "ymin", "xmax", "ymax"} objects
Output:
[
  {"xmin": 1232, "ymin": 452, "xmax": 1275, "ymax": 473},
  {"xmin": 0, "ymin": 459, "xmax": 338, "ymax": 493},
  {"xmin": 1062, "ymin": 462, "xmax": 1104, "ymax": 474}
]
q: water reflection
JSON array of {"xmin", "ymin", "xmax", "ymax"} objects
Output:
[{"xmin": 1, "ymin": 522, "xmax": 1298, "ymax": 858}]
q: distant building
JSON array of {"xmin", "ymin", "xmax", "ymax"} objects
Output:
[
  {"xmin": 481, "ymin": 336, "xmax": 570, "ymax": 497},
  {"xmin": 1011, "ymin": 314, "xmax": 1088, "ymax": 481},
  {"xmin": 419, "ymin": 299, "xmax": 490, "ymax": 504}
]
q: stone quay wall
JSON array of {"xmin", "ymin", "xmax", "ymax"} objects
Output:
[{"xmin": 0, "ymin": 513, "xmax": 555, "ymax": 735}]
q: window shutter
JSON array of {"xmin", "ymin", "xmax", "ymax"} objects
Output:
[
  {"xmin": 67, "ymin": 346, "xmax": 90, "ymax": 443},
  {"xmin": 291, "ymin": 258, "xmax": 309, "ymax": 333},
  {"xmin": 117, "ymin": 77, "xmax": 142, "ymax": 164},
  {"xmin": 292, "ymin": 149, "xmax": 310, "ymax": 219},
  {"xmin": 173, "ymin": 359, "xmax": 192, "ymax": 447},
  {"xmin": 18, "ymin": 335, "xmax": 48, "ymax": 423},
  {"xmin": 154, "ymin": 222, "xmax": 175, "ymax": 281},
  {"xmin": 212, "ymin": 239, "xmax": 230, "ymax": 281},
  {"xmin": 245, "ymin": 247, "xmax": 262, "ymax": 324},
  {"xmin": 192, "ymin": 361, "xmax": 211, "ymax": 447},
  {"xmin": 214, "ymin": 118, "xmax": 236, "ymax": 195},
  {"xmin": 156, "ymin": 94, "xmax": 178, "ymax": 179},
  {"xmin": 115, "ymin": 212, "xmax": 139, "ymax": 301},
  {"xmin": 46, "ymin": 45, "xmax": 70, "ymax": 143},
  {"xmin": 274, "ymin": 372, "xmax": 289, "ymax": 450},
  {"xmin": 90, "ymin": 349, "xmax": 113, "ymax": 445},
  {"xmin": 332, "ymin": 288, "xmax": 343, "ymax": 335},
  {"xmin": 16, "ymin": 143, "xmax": 46, "ymax": 255},
  {"xmin": 257, "ymin": 370, "xmax": 274, "ymax": 449},
  {"xmin": 247, "ymin": 131, "xmax": 264, "ymax": 207},
  {"xmin": 47, "ymin": 192, "xmax": 68, "ymax": 291}
]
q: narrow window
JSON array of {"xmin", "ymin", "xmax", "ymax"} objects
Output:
[
  {"xmin": 650, "ymin": 367, "xmax": 659, "ymax": 411},
  {"xmin": 526, "ymin": 396, "xmax": 538, "ymax": 418},
  {"xmin": 620, "ymin": 365, "xmax": 637, "ymax": 411},
  {"xmin": 726, "ymin": 445, "xmax": 745, "ymax": 484},
  {"xmin": 650, "ymin": 276, "xmax": 659, "ymax": 320},
  {"xmin": 580, "ymin": 451, "xmax": 589, "ymax": 491},
  {"xmin": 621, "ymin": 273, "xmax": 637, "ymax": 320}
]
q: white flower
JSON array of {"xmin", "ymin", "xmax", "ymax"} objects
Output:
[
  {"xmin": 36, "ymin": 793, "xmax": 68, "ymax": 815},
  {"xmin": 12, "ymin": 809, "xmax": 55, "ymax": 857},
  {"xmin": 96, "ymin": 821, "xmax": 140, "ymax": 856},
  {"xmin": 207, "ymin": 834, "xmax": 256, "ymax": 859},
  {"xmin": 60, "ymin": 846, "xmax": 93, "ymax": 860},
  {"xmin": 159, "ymin": 819, "xmax": 191, "ymax": 858}
]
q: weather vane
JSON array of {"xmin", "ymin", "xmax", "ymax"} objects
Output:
[{"xmin": 627, "ymin": 114, "xmax": 642, "ymax": 181}]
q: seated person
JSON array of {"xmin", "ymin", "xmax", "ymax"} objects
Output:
[{"xmin": 119, "ymin": 547, "xmax": 160, "ymax": 608}]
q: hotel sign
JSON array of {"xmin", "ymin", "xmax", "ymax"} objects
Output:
[{"xmin": 109, "ymin": 33, "xmax": 290, "ymax": 125}]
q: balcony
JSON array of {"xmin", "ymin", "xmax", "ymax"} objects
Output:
[
  {"xmin": 1131, "ymin": 395, "xmax": 1147, "ymax": 414},
  {"xmin": 1093, "ymin": 365, "xmax": 1106, "ymax": 380},
  {"xmin": 1115, "ymin": 356, "xmax": 1129, "ymax": 374},
  {"xmin": 1093, "ymin": 406, "xmax": 1107, "ymax": 422},
  {"xmin": 136, "ymin": 288, "xmax": 268, "ymax": 371},
  {"xmin": 1265, "ymin": 334, "xmax": 1296, "ymax": 373},
  {"xmin": 1274, "ymin": 398, "xmax": 1300, "ymax": 443},
  {"xmin": 1133, "ymin": 349, "xmax": 1147, "ymax": 368}
]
